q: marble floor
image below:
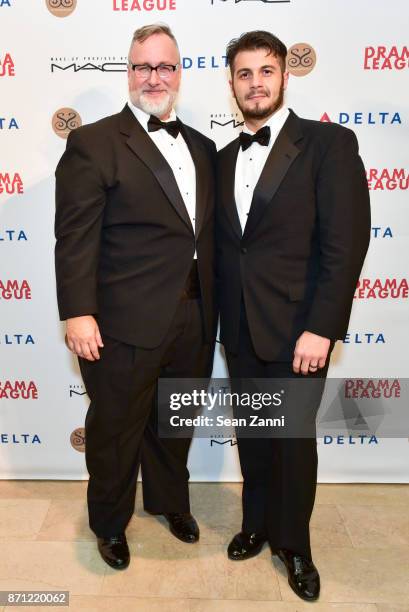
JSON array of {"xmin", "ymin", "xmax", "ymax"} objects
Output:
[{"xmin": 0, "ymin": 481, "xmax": 408, "ymax": 611}]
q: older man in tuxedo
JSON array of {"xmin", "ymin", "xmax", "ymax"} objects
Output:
[
  {"xmin": 55, "ymin": 24, "xmax": 217, "ymax": 569},
  {"xmin": 217, "ymin": 30, "xmax": 370, "ymax": 601}
]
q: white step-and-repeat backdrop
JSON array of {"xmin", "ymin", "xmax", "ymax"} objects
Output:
[{"xmin": 1, "ymin": 0, "xmax": 408, "ymax": 482}]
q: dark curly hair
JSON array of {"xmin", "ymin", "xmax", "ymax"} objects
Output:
[{"xmin": 226, "ymin": 30, "xmax": 287, "ymax": 73}]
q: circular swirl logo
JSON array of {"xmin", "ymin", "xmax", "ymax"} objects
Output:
[
  {"xmin": 286, "ymin": 43, "xmax": 316, "ymax": 77},
  {"xmin": 46, "ymin": 0, "xmax": 77, "ymax": 18},
  {"xmin": 70, "ymin": 427, "xmax": 86, "ymax": 452},
  {"xmin": 52, "ymin": 108, "xmax": 82, "ymax": 139}
]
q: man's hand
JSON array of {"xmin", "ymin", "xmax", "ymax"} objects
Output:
[
  {"xmin": 65, "ymin": 315, "xmax": 104, "ymax": 361},
  {"xmin": 293, "ymin": 331, "xmax": 331, "ymax": 375}
]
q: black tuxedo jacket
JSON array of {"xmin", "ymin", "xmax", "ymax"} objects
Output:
[
  {"xmin": 55, "ymin": 104, "xmax": 217, "ymax": 348},
  {"xmin": 217, "ymin": 109, "xmax": 371, "ymax": 361}
]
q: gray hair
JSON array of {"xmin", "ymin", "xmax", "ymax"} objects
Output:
[{"xmin": 128, "ymin": 23, "xmax": 180, "ymax": 62}]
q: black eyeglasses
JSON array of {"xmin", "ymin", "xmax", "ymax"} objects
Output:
[{"xmin": 129, "ymin": 63, "xmax": 180, "ymax": 79}]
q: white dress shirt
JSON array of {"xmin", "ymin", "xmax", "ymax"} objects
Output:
[
  {"xmin": 129, "ymin": 102, "xmax": 197, "ymax": 257},
  {"xmin": 235, "ymin": 105, "xmax": 290, "ymax": 233}
]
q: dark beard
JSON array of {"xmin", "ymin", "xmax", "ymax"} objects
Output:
[{"xmin": 236, "ymin": 80, "xmax": 284, "ymax": 122}]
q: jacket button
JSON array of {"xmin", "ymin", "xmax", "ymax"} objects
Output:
[{"xmin": 241, "ymin": 247, "xmax": 247, "ymax": 254}]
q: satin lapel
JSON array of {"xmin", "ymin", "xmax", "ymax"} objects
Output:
[
  {"xmin": 180, "ymin": 125, "xmax": 209, "ymax": 239},
  {"xmin": 219, "ymin": 138, "xmax": 242, "ymax": 239},
  {"xmin": 242, "ymin": 110, "xmax": 303, "ymax": 241},
  {"xmin": 119, "ymin": 105, "xmax": 193, "ymax": 233}
]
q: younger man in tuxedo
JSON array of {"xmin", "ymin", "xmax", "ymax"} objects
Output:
[{"xmin": 217, "ymin": 30, "xmax": 370, "ymax": 600}]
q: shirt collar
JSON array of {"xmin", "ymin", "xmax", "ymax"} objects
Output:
[
  {"xmin": 128, "ymin": 101, "xmax": 177, "ymax": 133},
  {"xmin": 243, "ymin": 104, "xmax": 289, "ymax": 135}
]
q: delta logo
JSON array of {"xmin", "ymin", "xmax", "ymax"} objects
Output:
[
  {"xmin": 344, "ymin": 379, "xmax": 400, "ymax": 399},
  {"xmin": 367, "ymin": 169, "xmax": 408, "ymax": 191},
  {"xmin": 0, "ymin": 173, "xmax": 23, "ymax": 195},
  {"xmin": 0, "ymin": 380, "xmax": 38, "ymax": 400},
  {"xmin": 343, "ymin": 332, "xmax": 385, "ymax": 344},
  {"xmin": 320, "ymin": 111, "xmax": 401, "ymax": 126},
  {"xmin": 322, "ymin": 435, "xmax": 378, "ymax": 445},
  {"xmin": 371, "ymin": 227, "xmax": 393, "ymax": 239},
  {"xmin": 182, "ymin": 55, "xmax": 227, "ymax": 70},
  {"xmin": 364, "ymin": 46, "xmax": 409, "ymax": 70},
  {"xmin": 0, "ymin": 117, "xmax": 19, "ymax": 130},
  {"xmin": 0, "ymin": 229, "xmax": 27, "ymax": 242},
  {"xmin": 354, "ymin": 278, "xmax": 408, "ymax": 299},
  {"xmin": 0, "ymin": 334, "xmax": 35, "ymax": 346},
  {"xmin": 113, "ymin": 0, "xmax": 176, "ymax": 10},
  {"xmin": 0, "ymin": 53, "xmax": 14, "ymax": 77},
  {"xmin": 0, "ymin": 280, "xmax": 32, "ymax": 300},
  {"xmin": 1, "ymin": 433, "xmax": 41, "ymax": 444}
]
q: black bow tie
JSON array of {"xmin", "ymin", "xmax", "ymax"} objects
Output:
[
  {"xmin": 147, "ymin": 115, "xmax": 181, "ymax": 139},
  {"xmin": 239, "ymin": 125, "xmax": 271, "ymax": 151}
]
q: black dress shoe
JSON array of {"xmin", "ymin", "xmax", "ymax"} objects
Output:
[
  {"xmin": 97, "ymin": 533, "xmax": 130, "ymax": 570},
  {"xmin": 277, "ymin": 549, "xmax": 320, "ymax": 601},
  {"xmin": 227, "ymin": 531, "xmax": 267, "ymax": 560},
  {"xmin": 163, "ymin": 512, "xmax": 199, "ymax": 543}
]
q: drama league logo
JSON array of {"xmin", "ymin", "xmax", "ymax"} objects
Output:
[
  {"xmin": 355, "ymin": 278, "xmax": 408, "ymax": 299},
  {"xmin": 0, "ymin": 53, "xmax": 15, "ymax": 77},
  {"xmin": 0, "ymin": 172, "xmax": 23, "ymax": 195},
  {"xmin": 364, "ymin": 46, "xmax": 409, "ymax": 70},
  {"xmin": 367, "ymin": 169, "xmax": 409, "ymax": 191},
  {"xmin": 52, "ymin": 108, "xmax": 82, "ymax": 139},
  {"xmin": 0, "ymin": 380, "xmax": 38, "ymax": 400},
  {"xmin": 0, "ymin": 280, "xmax": 31, "ymax": 300},
  {"xmin": 46, "ymin": 0, "xmax": 77, "ymax": 17},
  {"xmin": 113, "ymin": 0, "xmax": 176, "ymax": 10},
  {"xmin": 210, "ymin": 0, "xmax": 290, "ymax": 4},
  {"xmin": 345, "ymin": 379, "xmax": 400, "ymax": 399},
  {"xmin": 70, "ymin": 427, "xmax": 85, "ymax": 452},
  {"xmin": 286, "ymin": 43, "xmax": 316, "ymax": 76}
]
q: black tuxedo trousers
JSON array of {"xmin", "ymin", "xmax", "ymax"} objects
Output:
[
  {"xmin": 226, "ymin": 302, "xmax": 332, "ymax": 560},
  {"xmin": 79, "ymin": 295, "xmax": 214, "ymax": 537}
]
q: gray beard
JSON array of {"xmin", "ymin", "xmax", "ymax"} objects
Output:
[{"xmin": 130, "ymin": 90, "xmax": 176, "ymax": 118}]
